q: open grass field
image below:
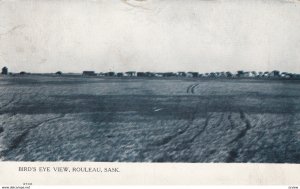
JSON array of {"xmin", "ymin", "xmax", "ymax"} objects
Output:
[{"xmin": 0, "ymin": 75, "xmax": 299, "ymax": 162}]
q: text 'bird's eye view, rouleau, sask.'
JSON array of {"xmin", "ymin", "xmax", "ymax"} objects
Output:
[{"xmin": 0, "ymin": 0, "xmax": 300, "ymax": 163}]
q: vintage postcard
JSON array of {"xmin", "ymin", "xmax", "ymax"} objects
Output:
[{"xmin": 0, "ymin": 0, "xmax": 300, "ymax": 186}]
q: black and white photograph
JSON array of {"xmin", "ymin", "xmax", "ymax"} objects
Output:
[{"xmin": 0, "ymin": 0, "xmax": 300, "ymax": 164}]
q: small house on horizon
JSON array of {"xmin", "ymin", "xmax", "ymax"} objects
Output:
[
  {"xmin": 270, "ymin": 70, "xmax": 280, "ymax": 77},
  {"xmin": 105, "ymin": 72, "xmax": 115, "ymax": 77},
  {"xmin": 137, "ymin": 72, "xmax": 146, "ymax": 77},
  {"xmin": 145, "ymin": 72, "xmax": 155, "ymax": 77},
  {"xmin": 154, "ymin": 73, "xmax": 163, "ymax": 77},
  {"xmin": 237, "ymin": 70, "xmax": 244, "ymax": 77},
  {"xmin": 98, "ymin": 72, "xmax": 105, "ymax": 77},
  {"xmin": 187, "ymin": 72, "xmax": 199, "ymax": 78},
  {"xmin": 177, "ymin": 72, "xmax": 187, "ymax": 77},
  {"xmin": 125, "ymin": 71, "xmax": 137, "ymax": 77},
  {"xmin": 116, "ymin": 72, "xmax": 124, "ymax": 77},
  {"xmin": 162, "ymin": 72, "xmax": 176, "ymax": 77},
  {"xmin": 82, "ymin": 71, "xmax": 97, "ymax": 76}
]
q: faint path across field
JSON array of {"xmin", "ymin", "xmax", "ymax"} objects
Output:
[{"xmin": 186, "ymin": 83, "xmax": 199, "ymax": 94}]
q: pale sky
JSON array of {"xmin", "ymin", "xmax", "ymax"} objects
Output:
[{"xmin": 0, "ymin": 0, "xmax": 300, "ymax": 73}]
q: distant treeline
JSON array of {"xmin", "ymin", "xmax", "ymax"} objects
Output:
[
  {"xmin": 2, "ymin": 67, "xmax": 300, "ymax": 79},
  {"xmin": 78, "ymin": 70, "xmax": 300, "ymax": 79}
]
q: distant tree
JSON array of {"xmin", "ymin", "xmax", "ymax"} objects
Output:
[
  {"xmin": 1, "ymin": 67, "xmax": 8, "ymax": 75},
  {"xmin": 56, "ymin": 71, "xmax": 62, "ymax": 75},
  {"xmin": 270, "ymin": 70, "xmax": 280, "ymax": 77},
  {"xmin": 225, "ymin": 72, "xmax": 233, "ymax": 78},
  {"xmin": 263, "ymin": 71, "xmax": 269, "ymax": 77},
  {"xmin": 162, "ymin": 72, "xmax": 176, "ymax": 77},
  {"xmin": 209, "ymin": 72, "xmax": 216, "ymax": 78},
  {"xmin": 125, "ymin": 71, "xmax": 136, "ymax": 77},
  {"xmin": 108, "ymin": 72, "xmax": 115, "ymax": 77},
  {"xmin": 251, "ymin": 71, "xmax": 257, "ymax": 75}
]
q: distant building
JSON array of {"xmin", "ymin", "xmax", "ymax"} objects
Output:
[
  {"xmin": 288, "ymin": 73, "xmax": 298, "ymax": 79},
  {"xmin": 250, "ymin": 71, "xmax": 257, "ymax": 77},
  {"xmin": 295, "ymin": 74, "xmax": 300, "ymax": 79},
  {"xmin": 220, "ymin": 72, "xmax": 226, "ymax": 77},
  {"xmin": 225, "ymin": 72, "xmax": 233, "ymax": 78},
  {"xmin": 116, "ymin": 72, "xmax": 124, "ymax": 77},
  {"xmin": 209, "ymin": 72, "xmax": 216, "ymax": 78},
  {"xmin": 281, "ymin": 72, "xmax": 290, "ymax": 78},
  {"xmin": 145, "ymin": 72, "xmax": 155, "ymax": 77},
  {"xmin": 125, "ymin": 71, "xmax": 137, "ymax": 77},
  {"xmin": 82, "ymin": 71, "xmax": 97, "ymax": 76},
  {"xmin": 187, "ymin": 72, "xmax": 199, "ymax": 78},
  {"xmin": 163, "ymin": 72, "xmax": 176, "ymax": 77},
  {"xmin": 1, "ymin": 67, "xmax": 8, "ymax": 75},
  {"xmin": 137, "ymin": 72, "xmax": 146, "ymax": 77},
  {"xmin": 107, "ymin": 72, "xmax": 115, "ymax": 77},
  {"xmin": 270, "ymin": 70, "xmax": 280, "ymax": 77},
  {"xmin": 203, "ymin": 73, "xmax": 210, "ymax": 77},
  {"xmin": 244, "ymin": 72, "xmax": 250, "ymax": 77},
  {"xmin": 237, "ymin": 70, "xmax": 244, "ymax": 77},
  {"xmin": 177, "ymin": 72, "xmax": 187, "ymax": 77},
  {"xmin": 186, "ymin": 72, "xmax": 193, "ymax": 77},
  {"xmin": 98, "ymin": 72, "xmax": 105, "ymax": 77}
]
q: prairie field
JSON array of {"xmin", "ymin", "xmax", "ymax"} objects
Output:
[{"xmin": 0, "ymin": 75, "xmax": 299, "ymax": 162}]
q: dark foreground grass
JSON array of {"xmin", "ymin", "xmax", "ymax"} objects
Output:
[{"xmin": 0, "ymin": 76, "xmax": 299, "ymax": 162}]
